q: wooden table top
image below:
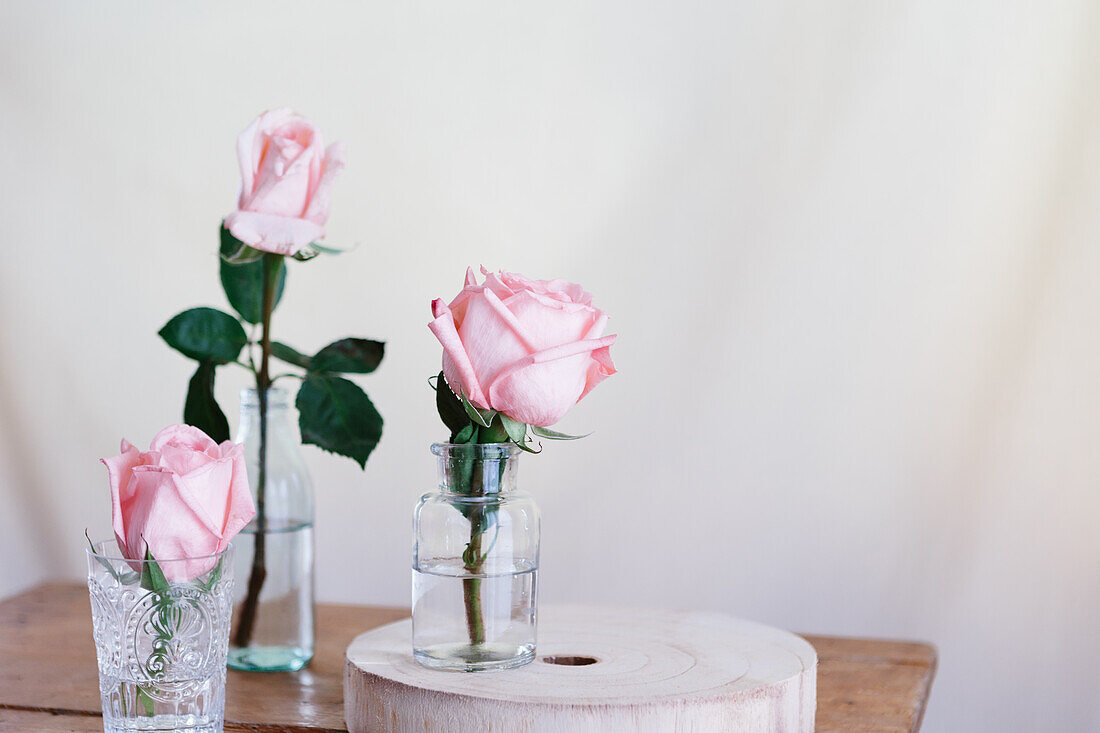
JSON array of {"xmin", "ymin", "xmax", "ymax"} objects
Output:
[{"xmin": 0, "ymin": 583, "xmax": 935, "ymax": 732}]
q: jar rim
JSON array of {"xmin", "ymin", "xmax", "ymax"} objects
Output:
[
  {"xmin": 86, "ymin": 538, "xmax": 234, "ymax": 564},
  {"xmin": 430, "ymin": 442, "xmax": 521, "ymax": 458},
  {"xmin": 239, "ymin": 387, "xmax": 291, "ymax": 408}
]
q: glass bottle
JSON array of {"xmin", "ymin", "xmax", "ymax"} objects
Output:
[
  {"xmin": 227, "ymin": 387, "xmax": 315, "ymax": 671},
  {"xmin": 412, "ymin": 442, "xmax": 540, "ymax": 671}
]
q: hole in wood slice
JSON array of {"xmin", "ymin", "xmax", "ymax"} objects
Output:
[{"xmin": 541, "ymin": 655, "xmax": 599, "ymax": 666}]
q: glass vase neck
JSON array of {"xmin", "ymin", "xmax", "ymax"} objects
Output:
[
  {"xmin": 431, "ymin": 442, "xmax": 521, "ymax": 496},
  {"xmin": 239, "ymin": 387, "xmax": 291, "ymax": 410}
]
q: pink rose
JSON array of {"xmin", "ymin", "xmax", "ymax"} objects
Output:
[
  {"xmin": 428, "ymin": 267, "xmax": 617, "ymax": 427},
  {"xmin": 101, "ymin": 425, "xmax": 256, "ymax": 582},
  {"xmin": 224, "ymin": 108, "xmax": 346, "ymax": 256}
]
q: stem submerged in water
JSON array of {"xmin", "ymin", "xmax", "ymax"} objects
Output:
[
  {"xmin": 462, "ymin": 523, "xmax": 486, "ymax": 646},
  {"xmin": 233, "ymin": 253, "xmax": 280, "ymax": 649},
  {"xmin": 459, "ymin": 423, "xmax": 509, "ymax": 650}
]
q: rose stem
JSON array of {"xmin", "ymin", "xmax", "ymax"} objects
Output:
[
  {"xmin": 462, "ymin": 420, "xmax": 509, "ymax": 649},
  {"xmin": 233, "ymin": 253, "xmax": 280, "ymax": 649}
]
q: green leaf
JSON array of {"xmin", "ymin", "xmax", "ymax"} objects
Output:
[
  {"xmin": 136, "ymin": 686, "xmax": 156, "ymax": 717},
  {"xmin": 271, "ymin": 341, "xmax": 312, "ymax": 369},
  {"xmin": 140, "ymin": 548, "xmax": 170, "ymax": 594},
  {"xmin": 183, "ymin": 360, "xmax": 230, "ymax": 443},
  {"xmin": 530, "ymin": 425, "xmax": 591, "ymax": 441},
  {"xmin": 220, "ymin": 226, "xmax": 286, "ymax": 324},
  {"xmin": 86, "ymin": 530, "xmax": 122, "ymax": 581},
  {"xmin": 311, "ymin": 338, "xmax": 385, "ymax": 374},
  {"xmin": 436, "ymin": 372, "xmax": 472, "ymax": 438},
  {"xmin": 200, "ymin": 557, "xmax": 223, "ymax": 592},
  {"xmin": 219, "ymin": 225, "xmax": 264, "ymax": 264},
  {"xmin": 453, "ymin": 424, "xmax": 476, "ymax": 444},
  {"xmin": 499, "ymin": 414, "xmax": 528, "ymax": 444},
  {"xmin": 297, "ymin": 374, "xmax": 383, "ymax": 469},
  {"xmin": 311, "ymin": 240, "xmax": 355, "ymax": 255},
  {"xmin": 159, "ymin": 307, "xmax": 247, "ymax": 364},
  {"xmin": 460, "ymin": 391, "xmax": 496, "ymax": 428},
  {"xmin": 291, "ymin": 247, "xmax": 320, "ymax": 262}
]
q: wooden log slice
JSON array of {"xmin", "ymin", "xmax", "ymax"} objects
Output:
[{"xmin": 345, "ymin": 605, "xmax": 816, "ymax": 732}]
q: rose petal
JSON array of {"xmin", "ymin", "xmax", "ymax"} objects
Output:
[
  {"xmin": 580, "ymin": 338, "xmax": 617, "ymax": 401},
  {"xmin": 303, "ymin": 141, "xmax": 346, "ymax": 226},
  {"xmin": 486, "ymin": 336, "xmax": 617, "ymax": 426},
  {"xmin": 428, "ymin": 302, "xmax": 491, "ymax": 407},
  {"xmin": 503, "ymin": 290, "xmax": 598, "ymax": 349},
  {"xmin": 150, "ymin": 424, "xmax": 219, "ymax": 453},
  {"xmin": 125, "ymin": 468, "xmax": 221, "ymax": 581},
  {"xmin": 225, "ymin": 210, "xmax": 324, "ymax": 256},
  {"xmin": 245, "ymin": 134, "xmax": 318, "ymax": 218},
  {"xmin": 456, "ymin": 292, "xmax": 533, "ymax": 389},
  {"xmin": 102, "ymin": 440, "xmax": 143, "ymax": 560},
  {"xmin": 237, "ymin": 108, "xmax": 296, "ymax": 204},
  {"xmin": 218, "ymin": 442, "xmax": 256, "ymax": 547}
]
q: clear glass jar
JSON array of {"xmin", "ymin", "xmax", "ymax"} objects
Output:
[
  {"xmin": 412, "ymin": 443, "xmax": 540, "ymax": 671},
  {"xmin": 228, "ymin": 387, "xmax": 315, "ymax": 672},
  {"xmin": 87, "ymin": 541, "xmax": 234, "ymax": 733}
]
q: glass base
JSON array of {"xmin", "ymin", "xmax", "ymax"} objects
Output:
[
  {"xmin": 413, "ymin": 642, "xmax": 535, "ymax": 672},
  {"xmin": 104, "ymin": 715, "xmax": 220, "ymax": 733},
  {"xmin": 227, "ymin": 645, "xmax": 312, "ymax": 672}
]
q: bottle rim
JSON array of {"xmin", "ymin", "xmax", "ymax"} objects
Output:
[
  {"xmin": 430, "ymin": 442, "xmax": 521, "ymax": 459},
  {"xmin": 239, "ymin": 387, "xmax": 291, "ymax": 408}
]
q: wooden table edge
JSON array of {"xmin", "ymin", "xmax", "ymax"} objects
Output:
[{"xmin": 1, "ymin": 584, "xmax": 937, "ymax": 732}]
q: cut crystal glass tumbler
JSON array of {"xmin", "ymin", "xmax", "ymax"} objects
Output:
[{"xmin": 86, "ymin": 541, "xmax": 234, "ymax": 733}]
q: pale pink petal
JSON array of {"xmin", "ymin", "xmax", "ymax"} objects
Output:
[
  {"xmin": 303, "ymin": 141, "xmax": 346, "ymax": 226},
  {"xmin": 487, "ymin": 336, "xmax": 617, "ymax": 426},
  {"xmin": 101, "ymin": 440, "xmax": 143, "ymax": 560},
  {"xmin": 584, "ymin": 311, "xmax": 609, "ymax": 339},
  {"xmin": 580, "ymin": 338, "xmax": 617, "ymax": 400},
  {"xmin": 428, "ymin": 303, "xmax": 490, "ymax": 407},
  {"xmin": 172, "ymin": 458, "xmax": 235, "ymax": 539},
  {"xmin": 219, "ymin": 444, "xmax": 256, "ymax": 548},
  {"xmin": 150, "ymin": 424, "xmax": 218, "ymax": 453},
  {"xmin": 245, "ymin": 141, "xmax": 316, "ymax": 218},
  {"xmin": 456, "ymin": 292, "xmax": 533, "ymax": 390},
  {"xmin": 480, "ymin": 288, "xmax": 538, "ymax": 351},
  {"xmin": 127, "ymin": 468, "xmax": 222, "ymax": 581},
  {"xmin": 479, "ymin": 268, "xmax": 516, "ymax": 301},
  {"xmin": 503, "ymin": 290, "xmax": 597, "ymax": 350},
  {"xmin": 237, "ymin": 108, "xmax": 296, "ymax": 204},
  {"xmin": 225, "ymin": 210, "xmax": 324, "ymax": 256},
  {"xmin": 157, "ymin": 445, "xmax": 216, "ymax": 476}
]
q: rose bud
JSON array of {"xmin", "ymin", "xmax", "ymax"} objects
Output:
[
  {"xmin": 101, "ymin": 425, "xmax": 256, "ymax": 582},
  {"xmin": 224, "ymin": 108, "xmax": 345, "ymax": 256}
]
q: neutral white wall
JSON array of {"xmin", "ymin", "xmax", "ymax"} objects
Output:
[{"xmin": 2, "ymin": 1, "xmax": 1098, "ymax": 730}]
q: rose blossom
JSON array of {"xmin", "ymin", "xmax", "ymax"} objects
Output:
[
  {"xmin": 101, "ymin": 425, "xmax": 256, "ymax": 582},
  {"xmin": 429, "ymin": 267, "xmax": 617, "ymax": 427},
  {"xmin": 224, "ymin": 108, "xmax": 345, "ymax": 256}
]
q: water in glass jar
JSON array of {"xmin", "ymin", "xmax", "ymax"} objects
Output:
[
  {"xmin": 102, "ymin": 676, "xmax": 224, "ymax": 733},
  {"xmin": 227, "ymin": 519, "xmax": 314, "ymax": 672},
  {"xmin": 412, "ymin": 558, "xmax": 537, "ymax": 671}
]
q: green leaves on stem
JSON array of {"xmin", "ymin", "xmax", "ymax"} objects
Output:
[
  {"xmin": 140, "ymin": 548, "xmax": 170, "ymax": 594},
  {"xmin": 311, "ymin": 338, "xmax": 384, "ymax": 373},
  {"xmin": 435, "ymin": 372, "xmax": 471, "ymax": 439},
  {"xmin": 184, "ymin": 360, "xmax": 230, "ymax": 442},
  {"xmin": 432, "ymin": 372, "xmax": 586, "ymax": 451},
  {"xmin": 270, "ymin": 341, "xmax": 312, "ymax": 369},
  {"xmin": 159, "ymin": 308, "xmax": 247, "ymax": 364},
  {"xmin": 157, "ymin": 224, "xmax": 385, "ymax": 469},
  {"xmin": 297, "ymin": 374, "xmax": 383, "ymax": 469},
  {"xmin": 277, "ymin": 337, "xmax": 385, "ymax": 374},
  {"xmin": 220, "ymin": 226, "xmax": 286, "ymax": 324}
]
